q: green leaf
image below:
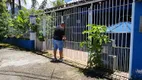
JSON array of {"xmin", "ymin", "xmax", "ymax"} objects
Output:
[
  {"xmin": 82, "ymin": 31, "xmax": 89, "ymax": 34},
  {"xmin": 80, "ymin": 42, "xmax": 85, "ymax": 47}
]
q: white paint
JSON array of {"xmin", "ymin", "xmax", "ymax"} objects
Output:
[
  {"xmin": 30, "ymin": 32, "xmax": 36, "ymax": 40},
  {"xmin": 30, "ymin": 32, "xmax": 36, "ymax": 49},
  {"xmin": 61, "ymin": 16, "xmax": 64, "ymax": 23},
  {"xmin": 42, "ymin": 18, "xmax": 46, "ymax": 37},
  {"xmin": 42, "ymin": 41, "xmax": 46, "ymax": 51},
  {"xmin": 136, "ymin": 69, "xmax": 142, "ymax": 74}
]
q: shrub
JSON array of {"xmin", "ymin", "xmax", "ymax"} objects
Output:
[{"xmin": 80, "ymin": 24, "xmax": 110, "ymax": 68}]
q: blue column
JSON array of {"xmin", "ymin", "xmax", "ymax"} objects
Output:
[{"xmin": 129, "ymin": 0, "xmax": 142, "ymax": 79}]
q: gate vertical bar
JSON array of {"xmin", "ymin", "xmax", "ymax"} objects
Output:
[
  {"xmin": 114, "ymin": 0, "xmax": 118, "ymax": 70},
  {"xmin": 88, "ymin": 3, "xmax": 93, "ymax": 64}
]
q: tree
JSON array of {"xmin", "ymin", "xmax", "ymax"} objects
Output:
[
  {"xmin": 18, "ymin": 0, "xmax": 26, "ymax": 10},
  {"xmin": 6, "ymin": 0, "xmax": 14, "ymax": 14},
  {"xmin": 9, "ymin": 8, "xmax": 30, "ymax": 38},
  {"xmin": 52, "ymin": 0, "xmax": 65, "ymax": 7},
  {"xmin": 6, "ymin": 0, "xmax": 26, "ymax": 15},
  {"xmin": 0, "ymin": 0, "xmax": 12, "ymax": 39}
]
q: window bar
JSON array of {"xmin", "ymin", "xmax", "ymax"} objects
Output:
[
  {"xmin": 117, "ymin": 0, "xmax": 122, "ymax": 70},
  {"xmin": 99, "ymin": 2, "xmax": 101, "ymax": 25},
  {"xmin": 110, "ymin": 0, "xmax": 114, "ymax": 69},
  {"xmin": 79, "ymin": 7, "xmax": 82, "ymax": 50},
  {"xmin": 81, "ymin": 7, "xmax": 84, "ymax": 51},
  {"xmin": 71, "ymin": 9, "xmax": 73, "ymax": 49},
  {"xmin": 102, "ymin": 1, "xmax": 105, "ymax": 67},
  {"xmin": 78, "ymin": 7, "xmax": 80, "ymax": 50},
  {"xmin": 125, "ymin": 0, "xmax": 130, "ymax": 72},
  {"xmin": 77, "ymin": 7, "xmax": 80, "ymax": 59},
  {"xmin": 105, "ymin": 1, "xmax": 107, "ymax": 26},
  {"xmin": 108, "ymin": 0, "xmax": 111, "ymax": 69},
  {"xmin": 66, "ymin": 10, "xmax": 68, "ymax": 48},
  {"xmin": 82, "ymin": 7, "xmax": 85, "ymax": 51},
  {"xmin": 69, "ymin": 12, "xmax": 70, "ymax": 49},
  {"xmin": 85, "ymin": 7, "xmax": 88, "ymax": 51},
  {"xmin": 70, "ymin": 9, "xmax": 72, "ymax": 53},
  {"xmin": 77, "ymin": 7, "xmax": 79, "ymax": 50},
  {"xmin": 102, "ymin": 2, "xmax": 104, "ymax": 26},
  {"xmin": 96, "ymin": 3, "xmax": 99, "ymax": 25},
  {"xmin": 73, "ymin": 8, "xmax": 75, "ymax": 50},
  {"xmin": 114, "ymin": 0, "xmax": 118, "ymax": 70},
  {"xmin": 76, "ymin": 8, "xmax": 78, "ymax": 50},
  {"xmin": 75, "ymin": 7, "xmax": 77, "ymax": 50},
  {"xmin": 121, "ymin": 0, "xmax": 125, "ymax": 71},
  {"xmin": 78, "ymin": 7, "xmax": 81, "ymax": 50},
  {"xmin": 94, "ymin": 4, "xmax": 96, "ymax": 25},
  {"xmin": 105, "ymin": 0, "xmax": 108, "ymax": 68}
]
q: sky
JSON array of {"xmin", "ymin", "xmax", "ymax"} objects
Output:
[
  {"xmin": 20, "ymin": 0, "xmax": 76, "ymax": 9},
  {"xmin": 7, "ymin": 0, "xmax": 77, "ymax": 10},
  {"xmin": 12, "ymin": 0, "xmax": 56, "ymax": 9},
  {"xmin": 21, "ymin": 0, "xmax": 55, "ymax": 9}
]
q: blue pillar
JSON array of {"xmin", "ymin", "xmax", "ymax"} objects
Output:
[{"xmin": 129, "ymin": 0, "xmax": 142, "ymax": 79}]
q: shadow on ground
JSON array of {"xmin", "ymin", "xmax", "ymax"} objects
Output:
[
  {"xmin": 40, "ymin": 53, "xmax": 114, "ymax": 80},
  {"xmin": 79, "ymin": 67, "xmax": 113, "ymax": 79},
  {"xmin": 0, "ymin": 43, "xmax": 36, "ymax": 53}
]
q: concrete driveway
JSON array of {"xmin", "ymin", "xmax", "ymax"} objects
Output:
[{"xmin": 0, "ymin": 47, "xmax": 97, "ymax": 80}]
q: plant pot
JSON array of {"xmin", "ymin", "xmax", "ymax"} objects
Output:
[
  {"xmin": 36, "ymin": 38, "xmax": 47, "ymax": 51},
  {"xmin": 42, "ymin": 41, "xmax": 46, "ymax": 52}
]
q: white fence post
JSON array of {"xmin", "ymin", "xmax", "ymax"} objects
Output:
[
  {"xmin": 42, "ymin": 17, "xmax": 47, "ymax": 51},
  {"xmin": 30, "ymin": 32, "xmax": 36, "ymax": 50}
]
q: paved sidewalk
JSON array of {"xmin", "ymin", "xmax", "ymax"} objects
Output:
[{"xmin": 0, "ymin": 46, "xmax": 99, "ymax": 80}]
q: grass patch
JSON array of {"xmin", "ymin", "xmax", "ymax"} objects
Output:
[{"xmin": 0, "ymin": 43, "xmax": 15, "ymax": 49}]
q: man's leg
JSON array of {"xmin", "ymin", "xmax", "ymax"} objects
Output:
[
  {"xmin": 58, "ymin": 41, "xmax": 64, "ymax": 61},
  {"xmin": 53, "ymin": 49, "xmax": 57, "ymax": 59},
  {"xmin": 59, "ymin": 50, "xmax": 63, "ymax": 59},
  {"xmin": 51, "ymin": 39, "xmax": 57, "ymax": 61}
]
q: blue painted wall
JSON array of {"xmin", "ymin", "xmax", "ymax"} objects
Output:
[
  {"xmin": 129, "ymin": 1, "xmax": 142, "ymax": 79},
  {"xmin": 3, "ymin": 38, "xmax": 35, "ymax": 50}
]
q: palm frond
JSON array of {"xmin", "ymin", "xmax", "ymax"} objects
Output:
[
  {"xmin": 52, "ymin": 0, "xmax": 64, "ymax": 7},
  {"xmin": 38, "ymin": 0, "xmax": 47, "ymax": 9},
  {"xmin": 23, "ymin": 0, "xmax": 26, "ymax": 5},
  {"xmin": 31, "ymin": 0, "xmax": 39, "ymax": 9}
]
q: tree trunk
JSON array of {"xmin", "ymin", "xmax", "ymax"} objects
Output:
[
  {"xmin": 18, "ymin": 0, "xmax": 21, "ymax": 10},
  {"xmin": 12, "ymin": 0, "xmax": 15, "ymax": 15}
]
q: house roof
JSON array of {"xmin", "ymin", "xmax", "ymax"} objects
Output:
[
  {"xmin": 107, "ymin": 22, "xmax": 131, "ymax": 33},
  {"xmin": 45, "ymin": 0, "xmax": 105, "ymax": 13}
]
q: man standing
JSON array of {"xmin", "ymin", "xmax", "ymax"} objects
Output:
[{"xmin": 51, "ymin": 23, "xmax": 66, "ymax": 62}]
